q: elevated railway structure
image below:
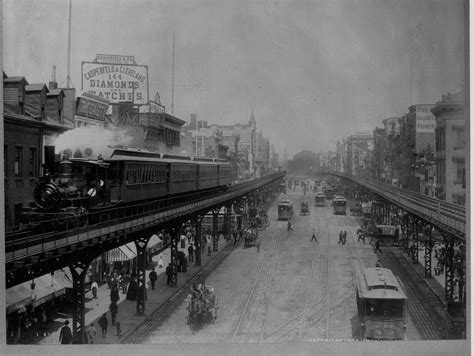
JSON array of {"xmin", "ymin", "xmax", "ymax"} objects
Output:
[
  {"xmin": 5, "ymin": 172, "xmax": 285, "ymax": 343},
  {"xmin": 321, "ymin": 172, "xmax": 466, "ymax": 338}
]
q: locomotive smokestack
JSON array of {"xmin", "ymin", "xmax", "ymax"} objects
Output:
[{"xmin": 44, "ymin": 146, "xmax": 56, "ymax": 174}]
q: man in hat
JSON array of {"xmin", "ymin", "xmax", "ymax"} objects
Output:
[{"xmin": 59, "ymin": 320, "xmax": 72, "ymax": 344}]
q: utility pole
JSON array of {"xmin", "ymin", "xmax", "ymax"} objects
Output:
[{"xmin": 66, "ymin": 0, "xmax": 72, "ymax": 88}]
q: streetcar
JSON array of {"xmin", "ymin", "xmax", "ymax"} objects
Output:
[
  {"xmin": 355, "ymin": 267, "xmax": 408, "ymax": 340},
  {"xmin": 323, "ymin": 187, "xmax": 335, "ymax": 200},
  {"xmin": 277, "ymin": 199, "xmax": 294, "ymax": 220},
  {"xmin": 332, "ymin": 196, "xmax": 347, "ymax": 215},
  {"xmin": 314, "ymin": 192, "xmax": 326, "ymax": 207}
]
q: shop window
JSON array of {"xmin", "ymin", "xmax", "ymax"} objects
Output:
[
  {"xmin": 14, "ymin": 146, "xmax": 23, "ymax": 177},
  {"xmin": 29, "ymin": 147, "xmax": 37, "ymax": 176}
]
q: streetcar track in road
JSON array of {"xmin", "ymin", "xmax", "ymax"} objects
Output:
[
  {"xmin": 231, "ymin": 227, "xmax": 284, "ymax": 343},
  {"xmin": 297, "ymin": 231, "xmax": 320, "ymax": 341}
]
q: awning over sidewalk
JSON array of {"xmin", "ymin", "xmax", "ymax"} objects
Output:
[
  {"xmin": 6, "ymin": 274, "xmax": 66, "ymax": 315},
  {"xmin": 107, "ymin": 242, "xmax": 137, "ymax": 262},
  {"xmin": 148, "ymin": 234, "xmax": 164, "ymax": 254}
]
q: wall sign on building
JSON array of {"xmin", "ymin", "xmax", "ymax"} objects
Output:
[
  {"xmin": 416, "ymin": 105, "xmax": 435, "ymax": 133},
  {"xmin": 82, "ymin": 54, "xmax": 149, "ymax": 104}
]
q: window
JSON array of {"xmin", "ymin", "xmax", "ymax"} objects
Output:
[
  {"xmin": 14, "ymin": 146, "xmax": 23, "ymax": 177},
  {"xmin": 453, "ymin": 159, "xmax": 465, "ymax": 185},
  {"xmin": 29, "ymin": 147, "xmax": 37, "ymax": 176},
  {"xmin": 454, "ymin": 127, "xmax": 465, "ymax": 149}
]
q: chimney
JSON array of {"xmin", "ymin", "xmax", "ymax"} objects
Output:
[{"xmin": 49, "ymin": 65, "xmax": 58, "ymax": 90}]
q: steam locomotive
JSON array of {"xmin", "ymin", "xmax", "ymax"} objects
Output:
[{"xmin": 21, "ymin": 146, "xmax": 232, "ymax": 229}]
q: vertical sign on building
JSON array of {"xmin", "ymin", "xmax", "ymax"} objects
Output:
[{"xmin": 416, "ymin": 105, "xmax": 435, "ymax": 132}]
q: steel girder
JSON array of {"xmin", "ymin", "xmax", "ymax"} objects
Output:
[
  {"xmin": 70, "ymin": 257, "xmax": 94, "ymax": 344},
  {"xmin": 134, "ymin": 236, "xmax": 150, "ymax": 315},
  {"xmin": 444, "ymin": 235, "xmax": 455, "ymax": 302},
  {"xmin": 169, "ymin": 228, "xmax": 178, "ymax": 287},
  {"xmin": 194, "ymin": 215, "xmax": 203, "ymax": 266},
  {"xmin": 424, "ymin": 225, "xmax": 432, "ymax": 278},
  {"xmin": 212, "ymin": 207, "xmax": 220, "ymax": 252}
]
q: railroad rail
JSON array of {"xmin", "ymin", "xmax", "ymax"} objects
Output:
[
  {"xmin": 6, "ymin": 172, "xmax": 284, "ymax": 266},
  {"xmin": 326, "ymin": 172, "xmax": 466, "ymax": 238}
]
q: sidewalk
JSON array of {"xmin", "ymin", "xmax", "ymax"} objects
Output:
[
  {"xmin": 39, "ymin": 235, "xmax": 233, "ymax": 345},
  {"xmin": 393, "ymin": 245, "xmax": 446, "ymax": 303}
]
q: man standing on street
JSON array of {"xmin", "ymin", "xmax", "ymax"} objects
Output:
[
  {"xmin": 59, "ymin": 320, "xmax": 72, "ymax": 344},
  {"xmin": 149, "ymin": 268, "xmax": 158, "ymax": 290},
  {"xmin": 91, "ymin": 280, "xmax": 98, "ymax": 299},
  {"xmin": 86, "ymin": 322, "xmax": 97, "ymax": 344},
  {"xmin": 98, "ymin": 313, "xmax": 108, "ymax": 338},
  {"xmin": 374, "ymin": 239, "xmax": 382, "ymax": 253},
  {"xmin": 256, "ymin": 236, "xmax": 261, "ymax": 253},
  {"xmin": 109, "ymin": 301, "xmax": 118, "ymax": 326},
  {"xmin": 311, "ymin": 228, "xmax": 318, "ymax": 242}
]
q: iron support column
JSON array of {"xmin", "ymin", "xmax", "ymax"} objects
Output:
[
  {"xmin": 424, "ymin": 225, "xmax": 432, "ymax": 278},
  {"xmin": 134, "ymin": 236, "xmax": 150, "ymax": 315},
  {"xmin": 212, "ymin": 208, "xmax": 220, "ymax": 252},
  {"xmin": 445, "ymin": 236, "xmax": 455, "ymax": 302},
  {"xmin": 70, "ymin": 258, "xmax": 93, "ymax": 344},
  {"xmin": 194, "ymin": 215, "xmax": 203, "ymax": 266},
  {"xmin": 413, "ymin": 220, "xmax": 419, "ymax": 264},
  {"xmin": 225, "ymin": 203, "xmax": 232, "ymax": 241},
  {"xmin": 169, "ymin": 228, "xmax": 178, "ymax": 287}
]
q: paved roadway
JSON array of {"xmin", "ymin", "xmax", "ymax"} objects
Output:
[{"xmin": 140, "ymin": 188, "xmax": 422, "ymax": 343}]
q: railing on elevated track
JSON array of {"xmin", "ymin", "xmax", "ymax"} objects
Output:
[
  {"xmin": 6, "ymin": 172, "xmax": 285, "ymax": 265},
  {"xmin": 325, "ymin": 172, "xmax": 466, "ymax": 238}
]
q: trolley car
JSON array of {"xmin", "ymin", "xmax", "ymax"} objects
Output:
[
  {"xmin": 355, "ymin": 267, "xmax": 408, "ymax": 340},
  {"xmin": 314, "ymin": 193, "xmax": 326, "ymax": 207},
  {"xmin": 332, "ymin": 196, "xmax": 347, "ymax": 215},
  {"xmin": 277, "ymin": 199, "xmax": 294, "ymax": 220}
]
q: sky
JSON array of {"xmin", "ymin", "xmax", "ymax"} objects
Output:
[{"xmin": 3, "ymin": 0, "xmax": 466, "ymax": 157}]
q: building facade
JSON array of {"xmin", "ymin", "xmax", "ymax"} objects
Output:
[{"xmin": 432, "ymin": 91, "xmax": 466, "ymax": 205}]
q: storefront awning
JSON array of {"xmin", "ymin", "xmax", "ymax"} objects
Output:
[
  {"xmin": 107, "ymin": 242, "xmax": 137, "ymax": 262},
  {"xmin": 148, "ymin": 234, "xmax": 164, "ymax": 253}
]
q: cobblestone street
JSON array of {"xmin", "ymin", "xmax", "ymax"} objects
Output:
[{"xmin": 141, "ymin": 189, "xmax": 422, "ymax": 343}]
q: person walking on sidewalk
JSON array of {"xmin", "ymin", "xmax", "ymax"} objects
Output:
[
  {"xmin": 338, "ymin": 231, "xmax": 343, "ymax": 244},
  {"xmin": 86, "ymin": 322, "xmax": 97, "ymax": 344},
  {"xmin": 98, "ymin": 314, "xmax": 108, "ymax": 338},
  {"xmin": 59, "ymin": 320, "xmax": 72, "ymax": 344},
  {"xmin": 311, "ymin": 229, "xmax": 318, "ymax": 242},
  {"xmin": 188, "ymin": 243, "xmax": 194, "ymax": 262},
  {"xmin": 91, "ymin": 280, "xmax": 98, "ymax": 299},
  {"xmin": 109, "ymin": 302, "xmax": 118, "ymax": 326},
  {"xmin": 256, "ymin": 236, "xmax": 261, "ymax": 253},
  {"xmin": 158, "ymin": 255, "xmax": 164, "ymax": 268},
  {"xmin": 374, "ymin": 239, "xmax": 382, "ymax": 253},
  {"xmin": 110, "ymin": 284, "xmax": 120, "ymax": 303},
  {"xmin": 149, "ymin": 268, "xmax": 158, "ymax": 290}
]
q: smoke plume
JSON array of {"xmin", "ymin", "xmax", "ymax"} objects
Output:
[{"xmin": 53, "ymin": 126, "xmax": 133, "ymax": 159}]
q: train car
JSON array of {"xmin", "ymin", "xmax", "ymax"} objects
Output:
[
  {"xmin": 314, "ymin": 192, "xmax": 326, "ymax": 207},
  {"xmin": 214, "ymin": 158, "xmax": 232, "ymax": 187},
  {"xmin": 277, "ymin": 199, "xmax": 294, "ymax": 220},
  {"xmin": 162, "ymin": 154, "xmax": 198, "ymax": 195},
  {"xmin": 106, "ymin": 148, "xmax": 168, "ymax": 203},
  {"xmin": 333, "ymin": 196, "xmax": 347, "ymax": 215},
  {"xmin": 355, "ymin": 267, "xmax": 408, "ymax": 340},
  {"xmin": 193, "ymin": 157, "xmax": 219, "ymax": 190}
]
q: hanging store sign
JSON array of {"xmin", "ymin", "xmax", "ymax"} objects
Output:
[
  {"xmin": 82, "ymin": 57, "xmax": 149, "ymax": 104},
  {"xmin": 415, "ymin": 105, "xmax": 435, "ymax": 133}
]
